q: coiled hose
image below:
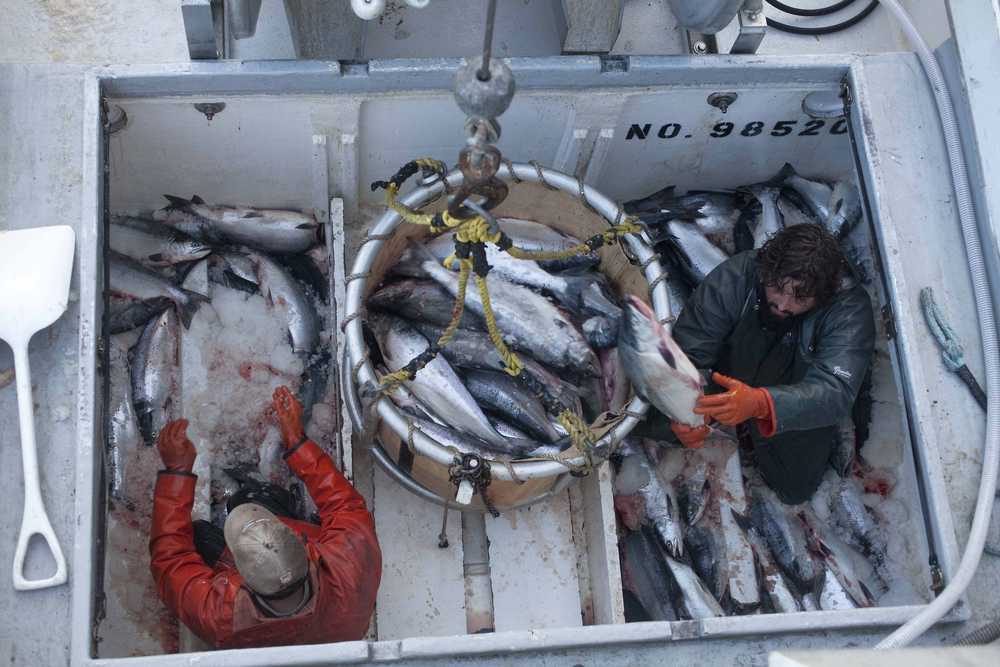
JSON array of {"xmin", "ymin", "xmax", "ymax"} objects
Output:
[
  {"xmin": 766, "ymin": 0, "xmax": 857, "ymax": 17},
  {"xmin": 766, "ymin": 1, "xmax": 879, "ymax": 36},
  {"xmin": 953, "ymin": 616, "xmax": 1000, "ymax": 646},
  {"xmin": 876, "ymin": 0, "xmax": 1000, "ymax": 649}
]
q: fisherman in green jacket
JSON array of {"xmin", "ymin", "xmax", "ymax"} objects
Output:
[{"xmin": 667, "ymin": 224, "xmax": 875, "ymax": 504}]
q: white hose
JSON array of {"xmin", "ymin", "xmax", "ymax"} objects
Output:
[{"xmin": 876, "ymin": 0, "xmax": 1000, "ymax": 648}]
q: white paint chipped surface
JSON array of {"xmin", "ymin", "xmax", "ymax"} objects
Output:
[
  {"xmin": 486, "ymin": 490, "xmax": 583, "ymax": 632},
  {"xmin": 371, "ymin": 465, "xmax": 467, "ymax": 639},
  {"xmin": 0, "ymin": 0, "xmax": 188, "ymax": 64}
]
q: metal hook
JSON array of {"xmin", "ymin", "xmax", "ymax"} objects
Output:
[{"xmin": 461, "ymin": 198, "xmax": 501, "ymax": 237}]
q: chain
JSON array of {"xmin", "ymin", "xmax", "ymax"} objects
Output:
[{"xmin": 448, "ymin": 453, "xmax": 499, "ymax": 518}]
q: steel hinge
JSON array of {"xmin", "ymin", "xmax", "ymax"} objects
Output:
[{"xmin": 881, "ymin": 303, "xmax": 897, "ymax": 340}]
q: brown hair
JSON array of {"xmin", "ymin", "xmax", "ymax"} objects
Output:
[{"xmin": 757, "ymin": 224, "xmax": 845, "ymax": 306}]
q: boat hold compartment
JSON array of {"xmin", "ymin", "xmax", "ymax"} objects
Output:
[{"xmin": 72, "ymin": 55, "xmax": 967, "ymax": 665}]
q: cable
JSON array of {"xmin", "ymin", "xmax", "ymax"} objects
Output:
[
  {"xmin": 766, "ymin": 0, "xmax": 857, "ymax": 17},
  {"xmin": 874, "ymin": 0, "xmax": 1000, "ymax": 649},
  {"xmin": 477, "ymin": 0, "xmax": 497, "ymax": 82},
  {"xmin": 767, "ymin": 0, "xmax": 878, "ymax": 36}
]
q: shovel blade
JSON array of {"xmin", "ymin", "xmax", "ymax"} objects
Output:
[{"xmin": 0, "ymin": 226, "xmax": 75, "ymax": 344}]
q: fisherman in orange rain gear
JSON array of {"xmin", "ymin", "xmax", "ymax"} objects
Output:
[{"xmin": 149, "ymin": 386, "xmax": 381, "ymax": 648}]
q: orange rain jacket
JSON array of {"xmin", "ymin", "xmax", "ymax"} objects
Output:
[{"xmin": 149, "ymin": 440, "xmax": 381, "ymax": 649}]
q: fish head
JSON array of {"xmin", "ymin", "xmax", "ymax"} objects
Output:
[
  {"xmin": 364, "ymin": 311, "xmax": 394, "ymax": 349},
  {"xmin": 622, "ymin": 295, "xmax": 703, "ymax": 394},
  {"xmin": 621, "ymin": 294, "xmax": 658, "ymax": 348},
  {"xmin": 614, "ymin": 494, "xmax": 647, "ymax": 532}
]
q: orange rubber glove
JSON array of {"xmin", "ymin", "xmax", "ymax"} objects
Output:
[
  {"xmin": 694, "ymin": 372, "xmax": 775, "ymax": 432},
  {"xmin": 670, "ymin": 419, "xmax": 710, "ymax": 449},
  {"xmin": 156, "ymin": 419, "xmax": 197, "ymax": 473},
  {"xmin": 273, "ymin": 385, "xmax": 306, "ymax": 450}
]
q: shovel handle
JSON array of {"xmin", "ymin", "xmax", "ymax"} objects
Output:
[{"xmin": 11, "ymin": 341, "xmax": 67, "ymax": 590}]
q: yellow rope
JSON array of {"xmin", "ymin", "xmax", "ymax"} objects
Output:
[
  {"xmin": 454, "ymin": 217, "xmax": 501, "ymax": 245},
  {"xmin": 379, "ymin": 256, "xmax": 472, "ymax": 393},
  {"xmin": 557, "ymin": 410, "xmax": 597, "ymax": 466},
  {"xmin": 474, "ymin": 273, "xmax": 524, "ymax": 378},
  {"xmin": 437, "ymin": 258, "xmax": 472, "ymax": 347},
  {"xmin": 505, "ymin": 220, "xmax": 644, "ymax": 261},
  {"xmin": 374, "ymin": 158, "xmax": 646, "ymax": 471},
  {"xmin": 379, "ymin": 368, "xmax": 413, "ymax": 388}
]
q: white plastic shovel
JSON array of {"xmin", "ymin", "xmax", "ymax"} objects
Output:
[{"xmin": 0, "ymin": 225, "xmax": 74, "ymax": 590}]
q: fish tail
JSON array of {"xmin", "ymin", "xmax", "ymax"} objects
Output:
[
  {"xmin": 162, "ymin": 194, "xmax": 192, "ymax": 210},
  {"xmin": 134, "ymin": 404, "xmax": 155, "ymax": 447},
  {"xmin": 561, "ymin": 276, "xmax": 621, "ymax": 319},
  {"xmin": 218, "ymin": 270, "xmax": 260, "ymax": 295},
  {"xmin": 297, "ymin": 349, "xmax": 332, "ymax": 427},
  {"xmin": 764, "ymin": 162, "xmax": 797, "ymax": 187},
  {"xmin": 729, "ymin": 506, "xmax": 754, "ymax": 534},
  {"xmin": 680, "ymin": 202, "xmax": 707, "ymax": 221},
  {"xmin": 623, "ymin": 184, "xmax": 677, "ymax": 215},
  {"xmin": 312, "ymin": 221, "xmax": 326, "ymax": 245},
  {"xmin": 177, "ymin": 289, "xmax": 211, "ymax": 329},
  {"xmin": 688, "ymin": 482, "xmax": 710, "ymax": 526}
]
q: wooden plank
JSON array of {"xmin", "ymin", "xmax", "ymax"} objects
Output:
[{"xmin": 486, "ymin": 490, "xmax": 583, "ymax": 632}]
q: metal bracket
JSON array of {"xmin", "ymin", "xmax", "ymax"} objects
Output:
[
  {"xmin": 686, "ymin": 31, "xmax": 718, "ymax": 56},
  {"xmin": 730, "ymin": 8, "xmax": 767, "ymax": 55}
]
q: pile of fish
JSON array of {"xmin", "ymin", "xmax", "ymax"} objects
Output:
[
  {"xmin": 627, "ymin": 163, "xmax": 872, "ymax": 304},
  {"xmin": 365, "ymin": 215, "xmax": 708, "ymax": 462},
  {"xmin": 611, "ymin": 164, "xmax": 892, "ymax": 621},
  {"xmin": 106, "ymin": 195, "xmax": 329, "ymax": 496},
  {"xmin": 615, "ymin": 435, "xmax": 891, "ymax": 620},
  {"xmin": 102, "ymin": 196, "xmax": 332, "ymax": 650}
]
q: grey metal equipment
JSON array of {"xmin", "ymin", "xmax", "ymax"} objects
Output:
[
  {"xmin": 674, "ymin": 0, "xmax": 768, "ymax": 55},
  {"xmin": 802, "ymin": 90, "xmax": 848, "ymax": 119},
  {"xmin": 453, "ymin": 0, "xmax": 513, "ymax": 122},
  {"xmin": 453, "ymin": 56, "xmax": 515, "ymax": 121},
  {"xmin": 560, "ymin": 0, "xmax": 625, "ymax": 54},
  {"xmin": 668, "ymin": 0, "xmax": 748, "ymax": 33},
  {"xmin": 181, "ymin": 0, "xmax": 272, "ymax": 60},
  {"xmin": 450, "ymin": 0, "xmax": 514, "ymax": 220},
  {"xmin": 181, "ymin": 0, "xmax": 221, "ymax": 59},
  {"xmin": 284, "ymin": 0, "xmax": 366, "ymax": 60},
  {"xmin": 226, "ymin": 0, "xmax": 262, "ymax": 39}
]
